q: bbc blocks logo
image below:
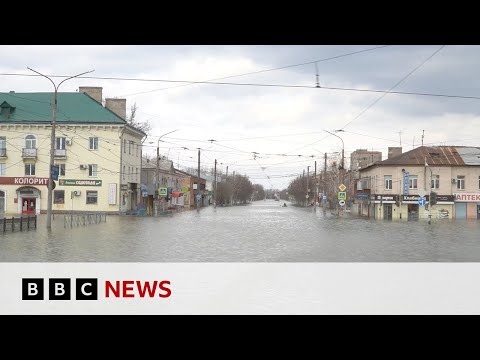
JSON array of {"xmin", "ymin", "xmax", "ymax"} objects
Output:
[{"xmin": 22, "ymin": 278, "xmax": 171, "ymax": 300}]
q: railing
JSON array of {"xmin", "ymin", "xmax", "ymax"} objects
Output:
[
  {"xmin": 54, "ymin": 149, "xmax": 67, "ymax": 157},
  {"xmin": 64, "ymin": 212, "xmax": 107, "ymax": 228},
  {"xmin": 1, "ymin": 215, "xmax": 37, "ymax": 233},
  {"xmin": 22, "ymin": 148, "xmax": 37, "ymax": 158}
]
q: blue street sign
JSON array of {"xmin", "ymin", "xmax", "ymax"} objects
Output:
[
  {"xmin": 418, "ymin": 197, "xmax": 426, "ymax": 206},
  {"xmin": 403, "ymin": 171, "xmax": 409, "ymax": 196},
  {"xmin": 50, "ymin": 165, "xmax": 59, "ymax": 180}
]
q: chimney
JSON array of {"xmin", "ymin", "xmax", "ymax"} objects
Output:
[
  {"xmin": 105, "ymin": 98, "xmax": 127, "ymax": 120},
  {"xmin": 388, "ymin": 147, "xmax": 402, "ymax": 159},
  {"xmin": 78, "ymin": 87, "xmax": 103, "ymax": 104}
]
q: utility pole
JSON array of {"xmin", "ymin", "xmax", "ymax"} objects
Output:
[
  {"xmin": 226, "ymin": 166, "xmax": 228, "ymax": 177},
  {"xmin": 214, "ymin": 159, "xmax": 217, "ymax": 208},
  {"xmin": 306, "ymin": 166, "xmax": 310, "ymax": 208},
  {"xmin": 314, "ymin": 160, "xmax": 317, "ymax": 211},
  {"xmin": 324, "ymin": 153, "xmax": 327, "ymax": 207},
  {"xmin": 197, "ymin": 148, "xmax": 201, "ymax": 209},
  {"xmin": 155, "ymin": 129, "xmax": 179, "ymax": 216},
  {"xmin": 28, "ymin": 67, "xmax": 94, "ymax": 230}
]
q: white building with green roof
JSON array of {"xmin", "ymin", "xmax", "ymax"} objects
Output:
[{"xmin": 0, "ymin": 87, "xmax": 146, "ymax": 216}]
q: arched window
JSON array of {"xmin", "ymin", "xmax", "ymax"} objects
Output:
[{"xmin": 25, "ymin": 135, "xmax": 36, "ymax": 149}]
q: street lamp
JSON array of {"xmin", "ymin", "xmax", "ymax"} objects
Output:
[
  {"xmin": 324, "ymin": 129, "xmax": 345, "ymax": 170},
  {"xmin": 154, "ymin": 129, "xmax": 180, "ymax": 214},
  {"xmin": 28, "ymin": 67, "xmax": 94, "ymax": 230}
]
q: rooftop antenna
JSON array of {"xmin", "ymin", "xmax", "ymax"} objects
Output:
[
  {"xmin": 397, "ymin": 130, "xmax": 402, "ymax": 146},
  {"xmin": 421, "ymin": 130, "xmax": 424, "ymax": 146},
  {"xmin": 315, "ymin": 62, "xmax": 320, "ymax": 88}
]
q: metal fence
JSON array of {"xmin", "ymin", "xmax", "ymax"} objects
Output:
[
  {"xmin": 64, "ymin": 212, "xmax": 107, "ymax": 228},
  {"xmin": 1, "ymin": 215, "xmax": 37, "ymax": 233}
]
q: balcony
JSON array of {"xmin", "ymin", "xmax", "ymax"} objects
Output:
[
  {"xmin": 0, "ymin": 148, "xmax": 6, "ymax": 158},
  {"xmin": 54, "ymin": 149, "xmax": 67, "ymax": 158},
  {"xmin": 22, "ymin": 148, "xmax": 37, "ymax": 159}
]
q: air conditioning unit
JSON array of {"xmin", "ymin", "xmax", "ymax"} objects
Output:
[
  {"xmin": 74, "ymin": 191, "xmax": 81, "ymax": 196},
  {"xmin": 452, "ymin": 178, "xmax": 457, "ymax": 184},
  {"xmin": 80, "ymin": 164, "xmax": 87, "ymax": 170},
  {"xmin": 66, "ymin": 138, "xmax": 72, "ymax": 146}
]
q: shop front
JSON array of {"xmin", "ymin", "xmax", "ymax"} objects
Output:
[
  {"xmin": 0, "ymin": 177, "xmax": 48, "ymax": 215},
  {"xmin": 454, "ymin": 193, "xmax": 480, "ymax": 220},
  {"xmin": 371, "ymin": 194, "xmax": 398, "ymax": 220}
]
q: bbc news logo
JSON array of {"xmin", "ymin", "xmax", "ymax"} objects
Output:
[{"xmin": 22, "ymin": 278, "xmax": 171, "ymax": 300}]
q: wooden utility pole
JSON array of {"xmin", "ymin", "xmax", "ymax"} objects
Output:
[
  {"xmin": 197, "ymin": 148, "xmax": 201, "ymax": 209},
  {"xmin": 314, "ymin": 160, "xmax": 317, "ymax": 211}
]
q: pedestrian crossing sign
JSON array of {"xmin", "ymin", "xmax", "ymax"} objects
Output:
[{"xmin": 338, "ymin": 191, "xmax": 346, "ymax": 200}]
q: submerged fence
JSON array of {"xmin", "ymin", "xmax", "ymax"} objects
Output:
[
  {"xmin": 64, "ymin": 212, "xmax": 107, "ymax": 228},
  {"xmin": 1, "ymin": 215, "xmax": 37, "ymax": 233}
]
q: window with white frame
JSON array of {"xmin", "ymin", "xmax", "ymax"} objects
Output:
[
  {"xmin": 136, "ymin": 144, "xmax": 139, "ymax": 157},
  {"xmin": 0, "ymin": 163, "xmax": 5, "ymax": 176},
  {"xmin": 123, "ymin": 139, "xmax": 126, "ymax": 153},
  {"xmin": 409, "ymin": 175, "xmax": 418, "ymax": 189},
  {"xmin": 129, "ymin": 141, "xmax": 132, "ymax": 155},
  {"xmin": 478, "ymin": 176, "xmax": 480, "ymax": 190},
  {"xmin": 384, "ymin": 175, "xmax": 392, "ymax": 190},
  {"xmin": 88, "ymin": 164, "xmax": 97, "ymax": 177},
  {"xmin": 86, "ymin": 191, "xmax": 98, "ymax": 204},
  {"xmin": 123, "ymin": 165, "xmax": 125, "ymax": 180},
  {"xmin": 25, "ymin": 135, "xmax": 36, "ymax": 149},
  {"xmin": 25, "ymin": 164, "xmax": 35, "ymax": 176},
  {"xmin": 431, "ymin": 175, "xmax": 440, "ymax": 189},
  {"xmin": 89, "ymin": 137, "xmax": 98, "ymax": 150},
  {"xmin": 0, "ymin": 136, "xmax": 6, "ymax": 157},
  {"xmin": 56, "ymin": 137, "xmax": 66, "ymax": 149},
  {"xmin": 457, "ymin": 176, "xmax": 465, "ymax": 190},
  {"xmin": 55, "ymin": 163, "xmax": 66, "ymax": 176}
]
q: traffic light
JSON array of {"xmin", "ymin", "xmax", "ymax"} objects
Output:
[{"xmin": 430, "ymin": 191, "xmax": 437, "ymax": 205}]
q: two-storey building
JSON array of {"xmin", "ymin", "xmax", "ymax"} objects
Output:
[
  {"xmin": 0, "ymin": 87, "xmax": 145, "ymax": 216},
  {"xmin": 355, "ymin": 146, "xmax": 480, "ymax": 221}
]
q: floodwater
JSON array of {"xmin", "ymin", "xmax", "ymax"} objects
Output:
[{"xmin": 1, "ymin": 200, "xmax": 479, "ymax": 262}]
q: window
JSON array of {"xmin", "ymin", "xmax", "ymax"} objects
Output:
[
  {"xmin": 88, "ymin": 164, "xmax": 97, "ymax": 177},
  {"xmin": 55, "ymin": 163, "xmax": 66, "ymax": 176},
  {"xmin": 409, "ymin": 175, "xmax": 418, "ymax": 189},
  {"xmin": 479, "ymin": 176, "xmax": 480, "ymax": 190},
  {"xmin": 384, "ymin": 175, "xmax": 392, "ymax": 190},
  {"xmin": 123, "ymin": 139, "xmax": 126, "ymax": 153},
  {"xmin": 56, "ymin": 137, "xmax": 66, "ymax": 150},
  {"xmin": 89, "ymin": 137, "xmax": 98, "ymax": 150},
  {"xmin": 0, "ymin": 163, "xmax": 5, "ymax": 176},
  {"xmin": 25, "ymin": 164, "xmax": 35, "ymax": 176},
  {"xmin": 136, "ymin": 167, "xmax": 138, "ymax": 177},
  {"xmin": 86, "ymin": 191, "xmax": 98, "ymax": 204},
  {"xmin": 0, "ymin": 136, "xmax": 5, "ymax": 157},
  {"xmin": 457, "ymin": 176, "xmax": 465, "ymax": 190},
  {"xmin": 25, "ymin": 135, "xmax": 36, "ymax": 149},
  {"xmin": 123, "ymin": 165, "xmax": 125, "ymax": 180},
  {"xmin": 129, "ymin": 141, "xmax": 132, "ymax": 155},
  {"xmin": 136, "ymin": 144, "xmax": 139, "ymax": 157},
  {"xmin": 431, "ymin": 175, "xmax": 440, "ymax": 189},
  {"xmin": 54, "ymin": 190, "xmax": 65, "ymax": 204}
]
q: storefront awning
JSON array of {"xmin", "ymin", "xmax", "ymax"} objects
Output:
[{"xmin": 171, "ymin": 192, "xmax": 184, "ymax": 198}]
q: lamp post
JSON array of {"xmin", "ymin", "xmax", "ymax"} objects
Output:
[
  {"xmin": 325, "ymin": 129, "xmax": 345, "ymax": 216},
  {"xmin": 154, "ymin": 129, "xmax": 179, "ymax": 214},
  {"xmin": 28, "ymin": 67, "xmax": 94, "ymax": 230}
]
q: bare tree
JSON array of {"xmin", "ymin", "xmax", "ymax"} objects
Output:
[{"xmin": 127, "ymin": 102, "xmax": 152, "ymax": 135}]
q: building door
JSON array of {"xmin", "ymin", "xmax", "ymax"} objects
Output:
[
  {"xmin": 0, "ymin": 190, "xmax": 5, "ymax": 216},
  {"xmin": 22, "ymin": 198, "xmax": 36, "ymax": 215},
  {"xmin": 383, "ymin": 204, "xmax": 393, "ymax": 220},
  {"xmin": 408, "ymin": 204, "xmax": 419, "ymax": 221},
  {"xmin": 455, "ymin": 202, "xmax": 467, "ymax": 220},
  {"xmin": 477, "ymin": 205, "xmax": 480, "ymax": 219}
]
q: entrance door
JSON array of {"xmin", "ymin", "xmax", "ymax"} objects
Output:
[
  {"xmin": 0, "ymin": 190, "xmax": 5, "ymax": 216},
  {"xmin": 455, "ymin": 202, "xmax": 466, "ymax": 220},
  {"xmin": 477, "ymin": 205, "xmax": 480, "ymax": 219},
  {"xmin": 22, "ymin": 198, "xmax": 36, "ymax": 214},
  {"xmin": 383, "ymin": 204, "xmax": 393, "ymax": 220},
  {"xmin": 408, "ymin": 204, "xmax": 419, "ymax": 221}
]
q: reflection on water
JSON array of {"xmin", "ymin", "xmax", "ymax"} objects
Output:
[{"xmin": 1, "ymin": 200, "xmax": 479, "ymax": 262}]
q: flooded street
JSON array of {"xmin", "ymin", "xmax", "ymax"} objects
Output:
[{"xmin": 1, "ymin": 200, "xmax": 479, "ymax": 262}]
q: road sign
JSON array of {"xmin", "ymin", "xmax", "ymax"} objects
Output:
[
  {"xmin": 338, "ymin": 191, "xmax": 346, "ymax": 200},
  {"xmin": 305, "ymin": 195, "xmax": 309, "ymax": 198},
  {"xmin": 322, "ymin": 195, "xmax": 327, "ymax": 201},
  {"xmin": 418, "ymin": 189, "xmax": 426, "ymax": 198},
  {"xmin": 339, "ymin": 200, "xmax": 346, "ymax": 206},
  {"xmin": 158, "ymin": 187, "xmax": 168, "ymax": 197},
  {"xmin": 50, "ymin": 165, "xmax": 59, "ymax": 180},
  {"xmin": 418, "ymin": 197, "xmax": 426, "ymax": 206},
  {"xmin": 339, "ymin": 184, "xmax": 346, "ymax": 191}
]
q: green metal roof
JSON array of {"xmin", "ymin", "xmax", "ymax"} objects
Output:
[{"xmin": 0, "ymin": 92, "xmax": 126, "ymax": 124}]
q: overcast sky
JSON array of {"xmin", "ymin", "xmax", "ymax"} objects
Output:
[{"xmin": 1, "ymin": 45, "xmax": 479, "ymax": 189}]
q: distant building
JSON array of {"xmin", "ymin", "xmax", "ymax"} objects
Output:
[{"xmin": 350, "ymin": 149, "xmax": 383, "ymax": 172}]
